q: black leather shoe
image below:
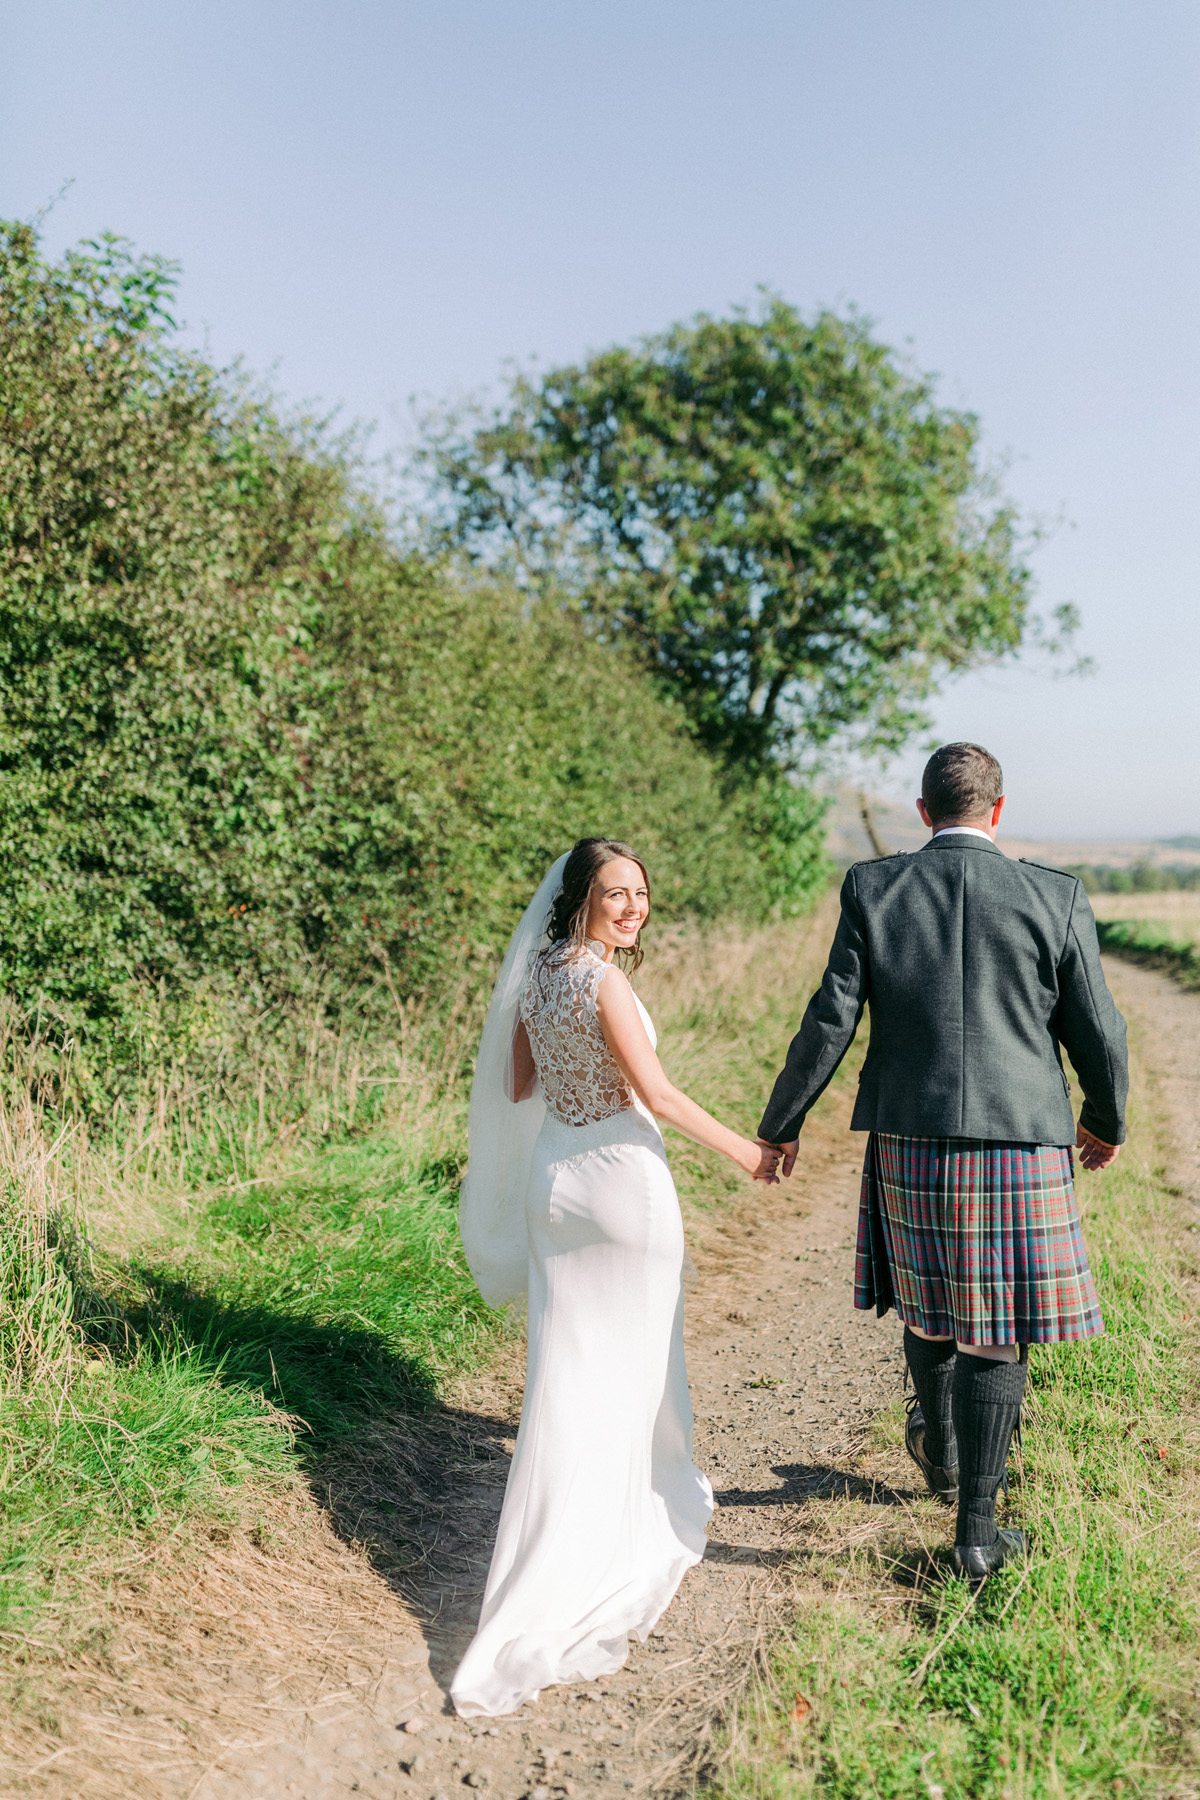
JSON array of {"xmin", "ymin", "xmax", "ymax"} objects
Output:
[
  {"xmin": 951, "ymin": 1527, "xmax": 1027, "ymax": 1587},
  {"xmin": 904, "ymin": 1398, "xmax": 958, "ymax": 1505}
]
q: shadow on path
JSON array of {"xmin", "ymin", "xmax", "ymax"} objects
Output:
[
  {"xmin": 716, "ymin": 1460, "xmax": 925, "ymax": 1508},
  {"xmin": 123, "ymin": 1264, "xmax": 516, "ymax": 1697}
]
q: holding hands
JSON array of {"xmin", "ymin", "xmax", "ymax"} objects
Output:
[
  {"xmin": 757, "ymin": 1136, "xmax": 798, "ymax": 1180},
  {"xmin": 728, "ymin": 1136, "xmax": 800, "ymax": 1185},
  {"xmin": 740, "ymin": 1136, "xmax": 799, "ymax": 1183},
  {"xmin": 742, "ymin": 1138, "xmax": 783, "ymax": 1184}
]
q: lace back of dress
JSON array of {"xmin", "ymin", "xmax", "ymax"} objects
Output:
[{"xmin": 520, "ymin": 943, "xmax": 634, "ymax": 1128}]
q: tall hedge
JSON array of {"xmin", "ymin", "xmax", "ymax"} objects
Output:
[{"xmin": 0, "ymin": 224, "xmax": 826, "ymax": 1031}]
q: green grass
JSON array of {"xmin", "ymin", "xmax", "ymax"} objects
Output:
[
  {"xmin": 128, "ymin": 1142, "xmax": 501, "ymax": 1450},
  {"xmin": 0, "ymin": 1345, "xmax": 290, "ymax": 1623},
  {"xmin": 0, "ymin": 1155, "xmax": 291, "ymax": 1630},
  {"xmin": 1097, "ymin": 919, "xmax": 1200, "ymax": 991},
  {"xmin": 709, "ymin": 1129, "xmax": 1199, "ymax": 1798},
  {"xmin": 1, "ymin": 1143, "xmax": 502, "ymax": 1632}
]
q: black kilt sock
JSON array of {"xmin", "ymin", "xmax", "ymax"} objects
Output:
[
  {"xmin": 902, "ymin": 1328, "xmax": 958, "ymax": 1470},
  {"xmin": 952, "ymin": 1353, "xmax": 1028, "ymax": 1549}
]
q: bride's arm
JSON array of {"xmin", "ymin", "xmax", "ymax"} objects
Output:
[
  {"xmin": 507, "ymin": 1018, "xmax": 536, "ymax": 1103},
  {"xmin": 596, "ymin": 968, "xmax": 778, "ymax": 1181}
]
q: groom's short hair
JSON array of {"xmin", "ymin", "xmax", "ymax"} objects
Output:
[{"xmin": 921, "ymin": 742, "xmax": 1004, "ymax": 825}]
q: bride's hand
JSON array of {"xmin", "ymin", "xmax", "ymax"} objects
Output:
[{"xmin": 738, "ymin": 1138, "xmax": 780, "ymax": 1183}]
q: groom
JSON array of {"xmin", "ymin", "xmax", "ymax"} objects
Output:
[{"xmin": 758, "ymin": 743, "xmax": 1128, "ymax": 1583}]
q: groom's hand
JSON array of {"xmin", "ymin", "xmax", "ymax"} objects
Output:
[
  {"xmin": 757, "ymin": 1137, "xmax": 799, "ymax": 1179},
  {"xmin": 1076, "ymin": 1123, "xmax": 1121, "ymax": 1172}
]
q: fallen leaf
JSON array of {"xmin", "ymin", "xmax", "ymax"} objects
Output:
[
  {"xmin": 1158, "ymin": 1446, "xmax": 1169, "ymax": 1461},
  {"xmin": 790, "ymin": 1691, "xmax": 811, "ymax": 1724}
]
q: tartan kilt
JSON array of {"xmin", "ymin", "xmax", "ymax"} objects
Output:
[{"xmin": 854, "ymin": 1133, "xmax": 1104, "ymax": 1345}]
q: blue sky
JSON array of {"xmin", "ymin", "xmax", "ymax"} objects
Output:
[{"xmin": 4, "ymin": 0, "xmax": 1197, "ymax": 837}]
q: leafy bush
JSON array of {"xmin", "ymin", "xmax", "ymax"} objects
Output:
[{"xmin": 0, "ymin": 223, "xmax": 827, "ymax": 1044}]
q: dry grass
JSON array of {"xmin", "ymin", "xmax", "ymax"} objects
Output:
[
  {"xmin": 0, "ymin": 964, "xmax": 500, "ymax": 1797},
  {"xmin": 1091, "ymin": 891, "xmax": 1200, "ymax": 941},
  {"xmin": 0, "ymin": 1489, "xmax": 419, "ymax": 1799}
]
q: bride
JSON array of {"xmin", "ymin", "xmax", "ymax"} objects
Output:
[{"xmin": 451, "ymin": 837, "xmax": 780, "ymax": 1718}]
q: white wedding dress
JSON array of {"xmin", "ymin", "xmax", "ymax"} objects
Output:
[{"xmin": 450, "ymin": 936, "xmax": 713, "ymax": 1718}]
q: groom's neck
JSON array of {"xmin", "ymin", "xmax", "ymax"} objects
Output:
[{"xmin": 929, "ymin": 814, "xmax": 998, "ymax": 841}]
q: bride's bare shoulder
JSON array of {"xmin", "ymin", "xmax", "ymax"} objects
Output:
[{"xmin": 594, "ymin": 961, "xmax": 634, "ymax": 1005}]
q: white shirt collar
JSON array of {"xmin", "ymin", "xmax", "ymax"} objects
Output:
[{"xmin": 933, "ymin": 825, "xmax": 994, "ymax": 842}]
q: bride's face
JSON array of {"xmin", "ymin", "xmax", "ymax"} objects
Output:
[{"xmin": 586, "ymin": 857, "xmax": 650, "ymax": 956}]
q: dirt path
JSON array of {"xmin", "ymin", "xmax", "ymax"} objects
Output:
[
  {"xmin": 190, "ymin": 959, "xmax": 1198, "ymax": 1800},
  {"xmin": 172, "ymin": 1059, "xmax": 900, "ymax": 1800},
  {"xmin": 16, "ymin": 958, "xmax": 1194, "ymax": 1800},
  {"xmin": 1102, "ymin": 957, "xmax": 1200, "ymax": 1206}
]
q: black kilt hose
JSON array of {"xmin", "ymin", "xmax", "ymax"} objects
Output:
[{"xmin": 854, "ymin": 1134, "xmax": 1104, "ymax": 1345}]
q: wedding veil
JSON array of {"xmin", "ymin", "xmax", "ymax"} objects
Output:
[{"xmin": 457, "ymin": 853, "xmax": 568, "ymax": 1307}]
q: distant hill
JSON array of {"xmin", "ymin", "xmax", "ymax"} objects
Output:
[{"xmin": 824, "ymin": 789, "xmax": 1200, "ymax": 871}]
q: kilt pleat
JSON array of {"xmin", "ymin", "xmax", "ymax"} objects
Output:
[{"xmin": 853, "ymin": 1134, "xmax": 1104, "ymax": 1345}]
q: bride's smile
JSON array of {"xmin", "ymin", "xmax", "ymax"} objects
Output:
[{"xmin": 588, "ymin": 857, "xmax": 649, "ymax": 957}]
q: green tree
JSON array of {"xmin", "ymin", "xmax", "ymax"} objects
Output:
[{"xmin": 421, "ymin": 296, "xmax": 1065, "ymax": 769}]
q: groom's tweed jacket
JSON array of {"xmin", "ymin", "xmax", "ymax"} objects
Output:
[{"xmin": 759, "ymin": 836, "xmax": 1128, "ymax": 1149}]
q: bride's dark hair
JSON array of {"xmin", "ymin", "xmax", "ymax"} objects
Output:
[{"xmin": 545, "ymin": 837, "xmax": 651, "ymax": 973}]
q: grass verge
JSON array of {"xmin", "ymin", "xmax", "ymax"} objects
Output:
[
  {"xmin": 1097, "ymin": 919, "xmax": 1200, "ymax": 992},
  {"xmin": 707, "ymin": 1060, "xmax": 1199, "ymax": 1796},
  {"xmin": 0, "ymin": 969, "xmax": 502, "ymax": 1640}
]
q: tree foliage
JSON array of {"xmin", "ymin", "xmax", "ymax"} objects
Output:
[
  {"xmin": 0, "ymin": 225, "xmax": 825, "ymax": 1035},
  {"xmin": 421, "ymin": 296, "xmax": 1049, "ymax": 767}
]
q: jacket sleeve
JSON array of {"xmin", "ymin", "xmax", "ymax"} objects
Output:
[
  {"xmin": 758, "ymin": 867, "xmax": 870, "ymax": 1143},
  {"xmin": 1055, "ymin": 882, "xmax": 1129, "ymax": 1144}
]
